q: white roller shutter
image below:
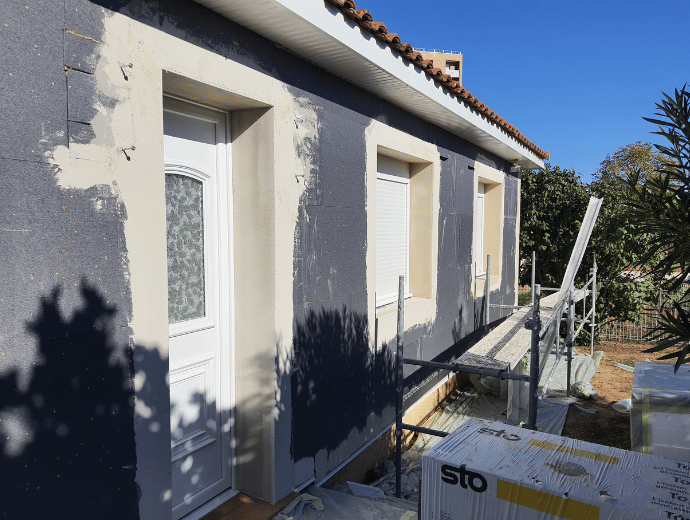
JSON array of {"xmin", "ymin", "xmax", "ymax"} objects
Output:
[{"xmin": 376, "ymin": 156, "xmax": 410, "ymax": 306}]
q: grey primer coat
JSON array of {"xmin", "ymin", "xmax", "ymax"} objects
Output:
[{"xmin": 0, "ymin": 0, "xmax": 522, "ymax": 518}]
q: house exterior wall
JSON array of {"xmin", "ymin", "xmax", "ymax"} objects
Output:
[{"xmin": 0, "ymin": 1, "xmax": 520, "ymax": 518}]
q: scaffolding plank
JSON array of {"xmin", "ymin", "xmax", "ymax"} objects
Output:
[
  {"xmin": 458, "ymin": 292, "xmax": 561, "ymax": 371},
  {"xmin": 471, "ymin": 197, "xmax": 601, "ymax": 371}
]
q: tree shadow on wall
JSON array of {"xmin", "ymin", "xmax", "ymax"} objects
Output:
[
  {"xmin": 452, "ymin": 302, "xmax": 472, "ymax": 347},
  {"xmin": 449, "ymin": 302, "xmax": 496, "ymax": 358},
  {"xmin": 291, "ymin": 306, "xmax": 396, "ymax": 464},
  {"xmin": 0, "ymin": 281, "xmax": 141, "ymax": 520},
  {"xmin": 464, "ymin": 295, "xmax": 507, "ymax": 344}
]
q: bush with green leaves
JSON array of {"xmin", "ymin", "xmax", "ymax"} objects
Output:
[
  {"xmin": 520, "ymin": 164, "xmax": 589, "ymax": 289},
  {"xmin": 588, "ymin": 143, "xmax": 665, "ymax": 330},
  {"xmin": 621, "ymin": 85, "xmax": 690, "ymax": 370},
  {"xmin": 520, "ymin": 146, "xmax": 662, "ymax": 345}
]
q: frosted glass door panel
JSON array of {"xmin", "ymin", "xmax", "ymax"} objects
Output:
[{"xmin": 166, "ymin": 173, "xmax": 206, "ymax": 324}]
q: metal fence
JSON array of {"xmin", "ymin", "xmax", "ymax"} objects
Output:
[
  {"xmin": 600, "ymin": 309, "xmax": 663, "ymax": 342},
  {"xmin": 598, "ymin": 288, "xmax": 688, "ymax": 342},
  {"xmin": 518, "ymin": 285, "xmax": 690, "ymax": 342}
]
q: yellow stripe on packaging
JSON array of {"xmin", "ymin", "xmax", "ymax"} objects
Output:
[
  {"xmin": 497, "ymin": 480, "xmax": 600, "ymax": 520},
  {"xmin": 642, "ymin": 393, "xmax": 651, "ymax": 454},
  {"xmin": 638, "ymin": 393, "xmax": 688, "ymax": 454},
  {"xmin": 528, "ymin": 439, "xmax": 620, "ymax": 465}
]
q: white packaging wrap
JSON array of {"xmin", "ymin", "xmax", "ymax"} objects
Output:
[
  {"xmin": 632, "ymin": 361, "xmax": 690, "ymax": 461},
  {"xmin": 422, "ymin": 418, "xmax": 690, "ymax": 520}
]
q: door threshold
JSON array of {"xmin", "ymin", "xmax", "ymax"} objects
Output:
[
  {"xmin": 182, "ymin": 488, "xmax": 239, "ymax": 520},
  {"xmin": 196, "ymin": 489, "xmax": 300, "ymax": 520}
]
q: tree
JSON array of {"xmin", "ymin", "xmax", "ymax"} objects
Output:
[
  {"xmin": 594, "ymin": 141, "xmax": 665, "ymax": 185},
  {"xmin": 520, "ymin": 144, "xmax": 665, "ymax": 344},
  {"xmin": 520, "ymin": 164, "xmax": 589, "ymax": 288},
  {"xmin": 588, "ymin": 143, "xmax": 666, "ymax": 328},
  {"xmin": 621, "ymin": 85, "xmax": 690, "ymax": 370}
]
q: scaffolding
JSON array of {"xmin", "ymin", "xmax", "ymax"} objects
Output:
[{"xmin": 393, "ymin": 197, "xmax": 602, "ymax": 498}]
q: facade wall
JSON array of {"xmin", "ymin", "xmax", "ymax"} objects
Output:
[
  {"xmin": 1, "ymin": 2, "xmax": 146, "ymax": 519},
  {"xmin": 0, "ymin": 1, "xmax": 520, "ymax": 518}
]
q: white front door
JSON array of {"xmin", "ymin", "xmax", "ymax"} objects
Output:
[{"xmin": 164, "ymin": 97, "xmax": 233, "ymax": 519}]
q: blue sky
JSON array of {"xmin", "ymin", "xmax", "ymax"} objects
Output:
[{"xmin": 358, "ymin": 0, "xmax": 690, "ymax": 183}]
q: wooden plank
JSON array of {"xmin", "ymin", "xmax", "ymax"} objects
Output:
[{"xmin": 458, "ymin": 292, "xmax": 562, "ymax": 371}]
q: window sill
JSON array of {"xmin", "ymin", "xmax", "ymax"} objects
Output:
[
  {"xmin": 375, "ymin": 296, "xmax": 434, "ymax": 346},
  {"xmin": 375, "ymin": 292, "xmax": 413, "ymax": 308}
]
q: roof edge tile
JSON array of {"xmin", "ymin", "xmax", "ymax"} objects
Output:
[{"xmin": 323, "ymin": 0, "xmax": 549, "ymax": 161}]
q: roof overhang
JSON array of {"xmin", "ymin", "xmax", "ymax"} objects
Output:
[{"xmin": 193, "ymin": 0, "xmax": 545, "ymax": 169}]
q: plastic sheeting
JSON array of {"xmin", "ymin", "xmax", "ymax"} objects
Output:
[
  {"xmin": 423, "ymin": 417, "xmax": 690, "ymax": 520},
  {"xmin": 539, "ymin": 348, "xmax": 603, "ymax": 398},
  {"xmin": 275, "ymin": 347, "xmax": 604, "ymax": 517},
  {"xmin": 466, "ymin": 348, "xmax": 602, "ymax": 434},
  {"xmin": 631, "ymin": 361, "xmax": 690, "ymax": 461},
  {"xmin": 365, "ymin": 347, "xmax": 602, "ymax": 504},
  {"xmin": 273, "ymin": 485, "xmax": 417, "ymax": 520},
  {"xmin": 408, "ymin": 391, "xmax": 573, "ymax": 454},
  {"xmin": 613, "ymin": 399, "xmax": 631, "ymax": 413},
  {"xmin": 371, "ymin": 451, "xmax": 424, "ymax": 503},
  {"xmin": 366, "ymin": 395, "xmax": 572, "ymax": 503}
]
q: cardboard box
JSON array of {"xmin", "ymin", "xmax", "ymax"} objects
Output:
[
  {"xmin": 632, "ymin": 361, "xmax": 690, "ymax": 461},
  {"xmin": 422, "ymin": 417, "xmax": 690, "ymax": 520}
]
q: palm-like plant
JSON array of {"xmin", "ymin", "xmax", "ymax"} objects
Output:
[{"xmin": 622, "ymin": 85, "xmax": 690, "ymax": 371}]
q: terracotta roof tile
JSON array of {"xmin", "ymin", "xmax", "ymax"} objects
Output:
[
  {"xmin": 396, "ymin": 42, "xmax": 414, "ymax": 54},
  {"xmin": 354, "ymin": 9, "xmax": 373, "ymax": 21},
  {"xmin": 323, "ymin": 0, "xmax": 549, "ymax": 160}
]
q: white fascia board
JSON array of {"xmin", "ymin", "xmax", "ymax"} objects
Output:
[{"xmin": 194, "ymin": 0, "xmax": 544, "ymax": 169}]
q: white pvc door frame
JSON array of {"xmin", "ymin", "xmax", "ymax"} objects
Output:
[{"xmin": 163, "ymin": 95, "xmax": 235, "ymax": 520}]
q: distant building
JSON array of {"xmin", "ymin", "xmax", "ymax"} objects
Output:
[{"xmin": 416, "ymin": 49, "xmax": 463, "ymax": 84}]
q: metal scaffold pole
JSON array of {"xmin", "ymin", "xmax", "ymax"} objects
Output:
[
  {"xmin": 531, "ymin": 251, "xmax": 536, "ymax": 307},
  {"xmin": 474, "ymin": 262, "xmax": 478, "ymax": 328},
  {"xmin": 395, "ymin": 275, "xmax": 404, "ymax": 499},
  {"xmin": 527, "ymin": 284, "xmax": 541, "ymax": 431},
  {"xmin": 590, "ymin": 253, "xmax": 597, "ymax": 356},
  {"xmin": 566, "ymin": 289, "xmax": 575, "ymax": 397}
]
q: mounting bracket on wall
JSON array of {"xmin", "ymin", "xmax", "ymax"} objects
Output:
[
  {"xmin": 510, "ymin": 160, "xmax": 521, "ymax": 173},
  {"xmin": 121, "ymin": 146, "xmax": 136, "ymax": 161},
  {"xmin": 119, "ymin": 62, "xmax": 133, "ymax": 81}
]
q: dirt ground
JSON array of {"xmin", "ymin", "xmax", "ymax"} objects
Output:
[{"xmin": 560, "ymin": 340, "xmax": 670, "ymax": 450}]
